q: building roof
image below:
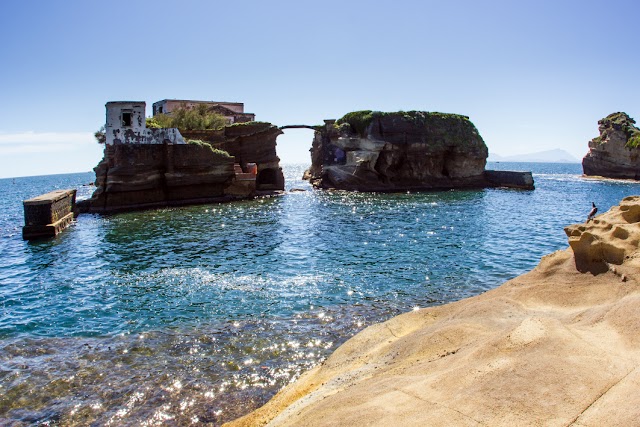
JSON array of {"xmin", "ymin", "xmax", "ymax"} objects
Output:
[{"xmin": 153, "ymin": 99, "xmax": 244, "ymax": 106}]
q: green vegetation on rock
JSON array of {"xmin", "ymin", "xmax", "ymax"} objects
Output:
[
  {"xmin": 595, "ymin": 112, "xmax": 640, "ymax": 149},
  {"xmin": 94, "ymin": 125, "xmax": 106, "ymax": 144},
  {"xmin": 226, "ymin": 121, "xmax": 272, "ymax": 128},
  {"xmin": 335, "ymin": 110, "xmax": 377, "ymax": 136},
  {"xmin": 186, "ymin": 139, "xmax": 232, "ymax": 160},
  {"xmin": 147, "ymin": 104, "xmax": 227, "ymax": 131},
  {"xmin": 335, "ymin": 110, "xmax": 472, "ymax": 137}
]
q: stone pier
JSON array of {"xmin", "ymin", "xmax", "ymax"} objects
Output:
[
  {"xmin": 23, "ymin": 189, "xmax": 77, "ymax": 240},
  {"xmin": 485, "ymin": 170, "xmax": 535, "ymax": 190}
]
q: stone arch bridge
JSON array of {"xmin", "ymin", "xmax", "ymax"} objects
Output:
[{"xmin": 279, "ymin": 125, "xmax": 321, "ymax": 131}]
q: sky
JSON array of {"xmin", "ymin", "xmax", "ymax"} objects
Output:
[{"xmin": 0, "ymin": 0, "xmax": 638, "ymax": 178}]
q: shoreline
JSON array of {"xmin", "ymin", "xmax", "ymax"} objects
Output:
[{"xmin": 227, "ymin": 196, "xmax": 640, "ymax": 426}]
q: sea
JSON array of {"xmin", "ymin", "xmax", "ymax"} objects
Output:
[{"xmin": 1, "ymin": 162, "xmax": 639, "ymax": 426}]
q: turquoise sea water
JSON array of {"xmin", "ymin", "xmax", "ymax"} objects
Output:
[{"xmin": 1, "ymin": 162, "xmax": 640, "ymax": 426}]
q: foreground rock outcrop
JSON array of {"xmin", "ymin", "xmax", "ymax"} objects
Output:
[
  {"xmin": 80, "ymin": 122, "xmax": 284, "ymax": 214},
  {"xmin": 228, "ymin": 196, "xmax": 640, "ymax": 426},
  {"xmin": 304, "ymin": 111, "xmax": 533, "ymax": 191},
  {"xmin": 583, "ymin": 112, "xmax": 640, "ymax": 179}
]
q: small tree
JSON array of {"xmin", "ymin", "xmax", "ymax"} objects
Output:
[
  {"xmin": 170, "ymin": 104, "xmax": 226, "ymax": 130},
  {"xmin": 95, "ymin": 105, "xmax": 228, "ymax": 144},
  {"xmin": 94, "ymin": 125, "xmax": 106, "ymax": 144}
]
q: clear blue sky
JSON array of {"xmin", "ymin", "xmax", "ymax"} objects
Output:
[{"xmin": 1, "ymin": 0, "xmax": 638, "ymax": 178}]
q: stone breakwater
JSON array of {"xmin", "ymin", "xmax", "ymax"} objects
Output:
[{"xmin": 227, "ymin": 196, "xmax": 640, "ymax": 426}]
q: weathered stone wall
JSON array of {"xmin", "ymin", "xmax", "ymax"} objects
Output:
[
  {"xmin": 105, "ymin": 101, "xmax": 186, "ymax": 145},
  {"xmin": 105, "ymin": 101, "xmax": 146, "ymax": 145},
  {"xmin": 23, "ymin": 189, "xmax": 77, "ymax": 239}
]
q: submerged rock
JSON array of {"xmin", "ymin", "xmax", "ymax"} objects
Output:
[
  {"xmin": 304, "ymin": 111, "xmax": 533, "ymax": 191},
  {"xmin": 582, "ymin": 112, "xmax": 640, "ymax": 179}
]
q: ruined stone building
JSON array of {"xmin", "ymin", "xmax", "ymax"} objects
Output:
[
  {"xmin": 151, "ymin": 99, "xmax": 255, "ymax": 124},
  {"xmin": 106, "ymin": 101, "xmax": 186, "ymax": 145},
  {"xmin": 78, "ymin": 100, "xmax": 284, "ymax": 214}
]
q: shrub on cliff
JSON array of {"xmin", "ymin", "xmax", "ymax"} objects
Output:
[
  {"xmin": 336, "ymin": 110, "xmax": 472, "ymax": 137},
  {"xmin": 593, "ymin": 112, "xmax": 640, "ymax": 149},
  {"xmin": 186, "ymin": 139, "xmax": 232, "ymax": 160},
  {"xmin": 94, "ymin": 126, "xmax": 106, "ymax": 144},
  {"xmin": 335, "ymin": 110, "xmax": 377, "ymax": 136},
  {"xmin": 147, "ymin": 104, "xmax": 228, "ymax": 131}
]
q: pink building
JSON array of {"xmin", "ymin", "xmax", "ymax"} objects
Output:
[{"xmin": 152, "ymin": 99, "xmax": 255, "ymax": 124}]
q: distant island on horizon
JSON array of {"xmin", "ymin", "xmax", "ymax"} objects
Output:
[{"xmin": 488, "ymin": 149, "xmax": 580, "ymax": 163}]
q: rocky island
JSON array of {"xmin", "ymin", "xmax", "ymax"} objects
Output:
[
  {"xmin": 79, "ymin": 101, "xmax": 284, "ymax": 214},
  {"xmin": 304, "ymin": 111, "xmax": 534, "ymax": 191},
  {"xmin": 227, "ymin": 196, "xmax": 640, "ymax": 426},
  {"xmin": 583, "ymin": 112, "xmax": 640, "ymax": 179}
]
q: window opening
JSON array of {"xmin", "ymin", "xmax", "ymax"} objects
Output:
[{"xmin": 122, "ymin": 111, "xmax": 133, "ymax": 127}]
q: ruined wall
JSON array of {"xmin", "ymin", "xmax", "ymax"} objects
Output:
[
  {"xmin": 105, "ymin": 102, "xmax": 146, "ymax": 145},
  {"xmin": 153, "ymin": 100, "xmax": 246, "ymax": 115},
  {"xmin": 106, "ymin": 101, "xmax": 186, "ymax": 145}
]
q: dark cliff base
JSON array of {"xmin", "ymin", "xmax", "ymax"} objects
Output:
[
  {"xmin": 583, "ymin": 156, "xmax": 640, "ymax": 180},
  {"xmin": 306, "ymin": 167, "xmax": 533, "ymax": 192},
  {"xmin": 79, "ymin": 144, "xmax": 238, "ymax": 214}
]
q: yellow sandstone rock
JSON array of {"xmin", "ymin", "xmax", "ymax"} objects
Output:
[{"xmin": 226, "ymin": 196, "xmax": 640, "ymax": 427}]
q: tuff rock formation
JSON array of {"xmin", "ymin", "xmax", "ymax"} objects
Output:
[
  {"xmin": 181, "ymin": 122, "xmax": 285, "ymax": 191},
  {"xmin": 227, "ymin": 196, "xmax": 640, "ymax": 427},
  {"xmin": 583, "ymin": 112, "xmax": 640, "ymax": 179},
  {"xmin": 80, "ymin": 122, "xmax": 284, "ymax": 214},
  {"xmin": 304, "ymin": 111, "xmax": 533, "ymax": 191}
]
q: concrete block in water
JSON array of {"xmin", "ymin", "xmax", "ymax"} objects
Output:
[
  {"xmin": 23, "ymin": 189, "xmax": 76, "ymax": 240},
  {"xmin": 485, "ymin": 170, "xmax": 535, "ymax": 190}
]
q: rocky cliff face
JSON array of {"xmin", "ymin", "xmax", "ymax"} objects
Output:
[
  {"xmin": 181, "ymin": 122, "xmax": 285, "ymax": 191},
  {"xmin": 305, "ymin": 111, "xmax": 501, "ymax": 191},
  {"xmin": 81, "ymin": 144, "xmax": 237, "ymax": 213},
  {"xmin": 81, "ymin": 122, "xmax": 285, "ymax": 214},
  {"xmin": 582, "ymin": 112, "xmax": 640, "ymax": 179}
]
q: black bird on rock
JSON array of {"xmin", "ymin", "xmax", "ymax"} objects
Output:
[{"xmin": 587, "ymin": 202, "xmax": 597, "ymax": 221}]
